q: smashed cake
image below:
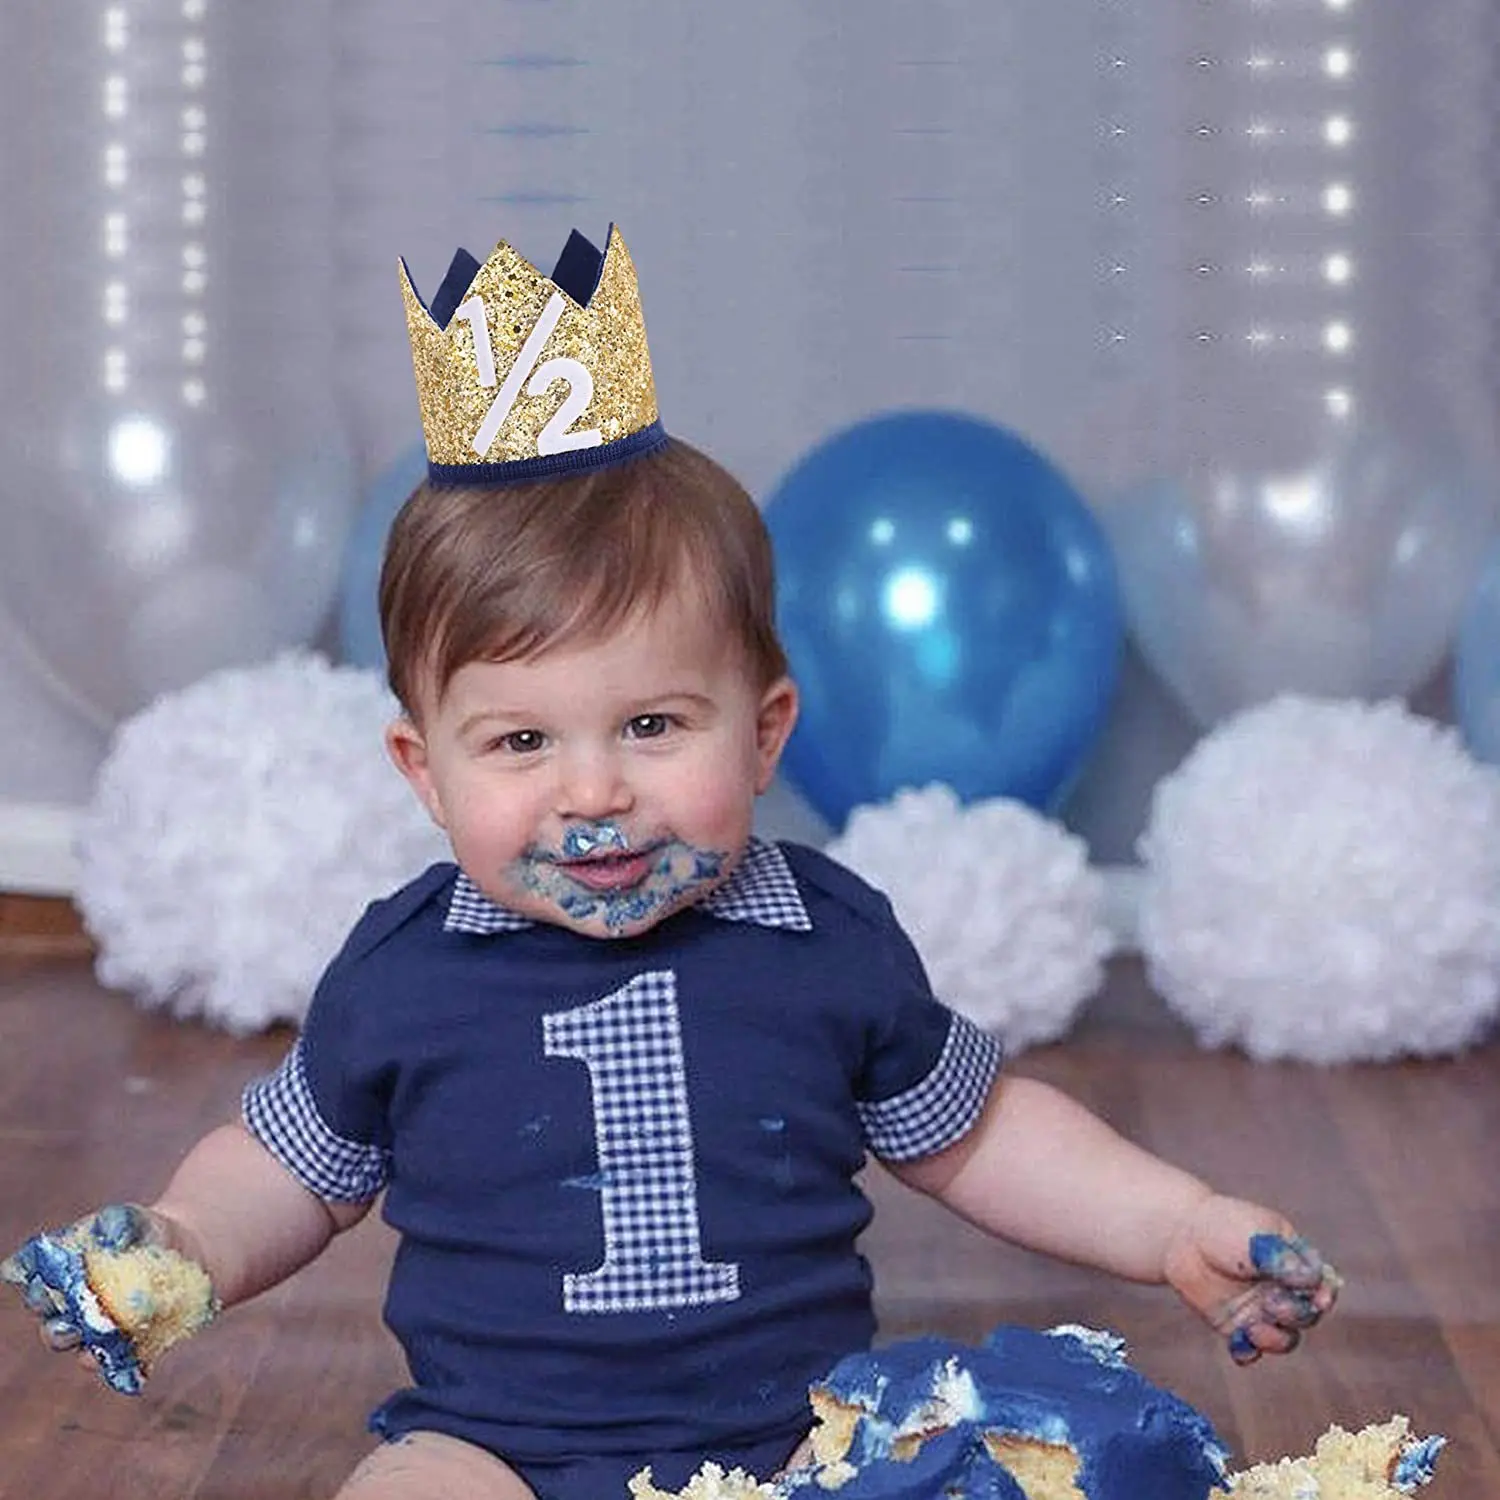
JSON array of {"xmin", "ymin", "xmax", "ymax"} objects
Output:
[{"xmin": 630, "ymin": 1326, "xmax": 1443, "ymax": 1500}]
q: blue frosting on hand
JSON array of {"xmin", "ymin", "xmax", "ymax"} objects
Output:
[
  {"xmin": 4, "ymin": 1232, "xmax": 143, "ymax": 1395},
  {"xmin": 1227, "ymin": 1326, "xmax": 1258, "ymax": 1363},
  {"xmin": 90, "ymin": 1203, "xmax": 151, "ymax": 1254},
  {"xmin": 1248, "ymin": 1232, "xmax": 1324, "ymax": 1283}
]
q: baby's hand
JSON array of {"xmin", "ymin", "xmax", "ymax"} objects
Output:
[
  {"xmin": 1163, "ymin": 1195, "xmax": 1341, "ymax": 1365},
  {"xmin": 1, "ymin": 1204, "xmax": 165, "ymax": 1394}
]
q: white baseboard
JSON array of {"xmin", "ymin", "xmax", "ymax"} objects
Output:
[{"xmin": 0, "ymin": 801, "xmax": 83, "ymax": 896}]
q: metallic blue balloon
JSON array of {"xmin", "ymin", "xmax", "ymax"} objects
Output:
[
  {"xmin": 764, "ymin": 411, "xmax": 1123, "ymax": 827},
  {"xmin": 1455, "ymin": 540, "xmax": 1500, "ymax": 767},
  {"xmin": 337, "ymin": 440, "xmax": 428, "ymax": 671}
]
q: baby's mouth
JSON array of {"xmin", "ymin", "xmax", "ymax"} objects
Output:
[{"xmin": 553, "ymin": 843, "xmax": 662, "ymax": 893}]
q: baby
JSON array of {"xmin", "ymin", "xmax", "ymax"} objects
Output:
[{"xmin": 4, "ymin": 227, "xmax": 1335, "ymax": 1500}]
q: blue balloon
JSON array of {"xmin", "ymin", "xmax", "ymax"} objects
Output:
[
  {"xmin": 1454, "ymin": 539, "xmax": 1500, "ymax": 766},
  {"xmin": 764, "ymin": 410, "xmax": 1123, "ymax": 827},
  {"xmin": 337, "ymin": 439, "xmax": 428, "ymax": 670}
]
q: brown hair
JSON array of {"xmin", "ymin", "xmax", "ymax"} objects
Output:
[{"xmin": 378, "ymin": 437, "xmax": 789, "ymax": 716}]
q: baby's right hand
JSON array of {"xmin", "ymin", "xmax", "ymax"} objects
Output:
[{"xmin": 1, "ymin": 1204, "xmax": 163, "ymax": 1393}]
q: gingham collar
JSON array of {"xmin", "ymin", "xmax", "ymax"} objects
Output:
[{"xmin": 443, "ymin": 835, "xmax": 813, "ymax": 935}]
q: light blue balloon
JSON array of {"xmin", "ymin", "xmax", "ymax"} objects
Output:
[
  {"xmin": 763, "ymin": 410, "xmax": 1123, "ymax": 828},
  {"xmin": 337, "ymin": 440, "xmax": 428, "ymax": 671},
  {"xmin": 1105, "ymin": 427, "xmax": 1497, "ymax": 729},
  {"xmin": 1455, "ymin": 540, "xmax": 1500, "ymax": 767}
]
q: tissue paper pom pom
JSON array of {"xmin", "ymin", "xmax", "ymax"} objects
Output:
[
  {"xmin": 825, "ymin": 784, "xmax": 1111, "ymax": 1051},
  {"xmin": 1138, "ymin": 696, "xmax": 1500, "ymax": 1063},
  {"xmin": 75, "ymin": 652, "xmax": 448, "ymax": 1034}
]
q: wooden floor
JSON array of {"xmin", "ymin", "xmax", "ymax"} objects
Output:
[{"xmin": 0, "ymin": 951, "xmax": 1495, "ymax": 1498}]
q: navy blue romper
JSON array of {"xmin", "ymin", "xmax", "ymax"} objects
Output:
[{"xmin": 243, "ymin": 839, "xmax": 1001, "ymax": 1500}]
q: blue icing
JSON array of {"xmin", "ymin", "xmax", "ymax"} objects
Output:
[
  {"xmin": 1227, "ymin": 1327, "xmax": 1257, "ymax": 1362},
  {"xmin": 1046, "ymin": 1324, "xmax": 1128, "ymax": 1370},
  {"xmin": 13, "ymin": 1233, "xmax": 143, "ymax": 1395},
  {"xmin": 811, "ymin": 1325, "xmax": 1227, "ymax": 1500},
  {"xmin": 560, "ymin": 821, "xmax": 628, "ymax": 859},
  {"xmin": 1393, "ymin": 1434, "xmax": 1446, "ymax": 1491},
  {"xmin": 812, "ymin": 1427, "xmax": 1028, "ymax": 1500}
]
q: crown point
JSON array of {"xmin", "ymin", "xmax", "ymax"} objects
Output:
[{"xmin": 401, "ymin": 225, "xmax": 660, "ymax": 483}]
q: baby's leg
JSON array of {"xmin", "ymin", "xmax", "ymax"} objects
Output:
[{"xmin": 337, "ymin": 1431, "xmax": 537, "ymax": 1500}]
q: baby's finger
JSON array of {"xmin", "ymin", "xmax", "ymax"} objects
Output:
[
  {"xmin": 42, "ymin": 1316, "xmax": 82, "ymax": 1353},
  {"xmin": 1228, "ymin": 1321, "xmax": 1301, "ymax": 1365},
  {"xmin": 88, "ymin": 1204, "xmax": 154, "ymax": 1253},
  {"xmin": 2, "ymin": 1241, "xmax": 42, "ymax": 1291},
  {"xmin": 1248, "ymin": 1232, "xmax": 1329, "ymax": 1289},
  {"xmin": 20, "ymin": 1272, "xmax": 65, "ymax": 1317},
  {"xmin": 1259, "ymin": 1284, "xmax": 1326, "ymax": 1330}
]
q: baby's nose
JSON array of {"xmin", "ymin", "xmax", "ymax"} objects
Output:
[{"xmin": 556, "ymin": 750, "xmax": 632, "ymax": 820}]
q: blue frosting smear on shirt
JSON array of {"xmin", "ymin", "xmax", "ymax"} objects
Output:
[{"xmin": 801, "ymin": 1324, "xmax": 1228, "ymax": 1500}]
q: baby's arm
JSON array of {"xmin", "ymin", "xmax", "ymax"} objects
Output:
[
  {"xmin": 4, "ymin": 1122, "xmax": 370, "ymax": 1391},
  {"xmin": 887, "ymin": 1074, "xmax": 1337, "ymax": 1362},
  {"xmin": 150, "ymin": 1121, "xmax": 372, "ymax": 1308}
]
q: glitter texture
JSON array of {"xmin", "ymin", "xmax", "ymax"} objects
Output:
[{"xmin": 401, "ymin": 226, "xmax": 659, "ymax": 469}]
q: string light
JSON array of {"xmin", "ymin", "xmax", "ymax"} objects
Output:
[
  {"xmin": 178, "ymin": 6, "xmax": 210, "ymax": 405},
  {"xmin": 1322, "ymin": 182, "xmax": 1354, "ymax": 215},
  {"xmin": 1322, "ymin": 252, "xmax": 1353, "ymax": 284},
  {"xmin": 1323, "ymin": 320, "xmax": 1353, "ymax": 353},
  {"xmin": 99, "ymin": 7, "xmax": 131, "ymax": 392},
  {"xmin": 95, "ymin": 1, "xmax": 213, "ymax": 401},
  {"xmin": 1323, "ymin": 114, "xmax": 1354, "ymax": 147},
  {"xmin": 1223, "ymin": 5, "xmax": 1360, "ymax": 425}
]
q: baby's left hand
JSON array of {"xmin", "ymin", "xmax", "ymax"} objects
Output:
[{"xmin": 1163, "ymin": 1195, "xmax": 1341, "ymax": 1365}]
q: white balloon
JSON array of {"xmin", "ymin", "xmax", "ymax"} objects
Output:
[
  {"xmin": 1104, "ymin": 421, "xmax": 1499, "ymax": 728},
  {"xmin": 0, "ymin": 1, "xmax": 354, "ymax": 726}
]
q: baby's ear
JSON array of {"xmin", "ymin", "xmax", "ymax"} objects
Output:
[
  {"xmin": 385, "ymin": 718, "xmax": 448, "ymax": 829},
  {"xmin": 754, "ymin": 677, "xmax": 799, "ymax": 793}
]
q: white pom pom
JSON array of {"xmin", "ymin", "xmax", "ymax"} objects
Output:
[
  {"xmin": 1138, "ymin": 696, "xmax": 1500, "ymax": 1063},
  {"xmin": 75, "ymin": 652, "xmax": 449, "ymax": 1034},
  {"xmin": 825, "ymin": 784, "xmax": 1111, "ymax": 1052}
]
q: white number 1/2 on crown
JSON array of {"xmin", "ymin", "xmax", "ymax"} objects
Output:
[{"xmin": 458, "ymin": 292, "xmax": 603, "ymax": 461}]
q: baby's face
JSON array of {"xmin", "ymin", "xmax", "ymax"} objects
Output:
[{"xmin": 387, "ymin": 589, "xmax": 797, "ymax": 938}]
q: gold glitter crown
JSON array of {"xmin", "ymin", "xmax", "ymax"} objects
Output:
[{"xmin": 400, "ymin": 224, "xmax": 664, "ymax": 485}]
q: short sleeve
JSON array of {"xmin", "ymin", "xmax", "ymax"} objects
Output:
[
  {"xmin": 853, "ymin": 901, "xmax": 1003, "ymax": 1163},
  {"xmin": 857, "ymin": 1010, "xmax": 1001, "ymax": 1162},
  {"xmin": 242, "ymin": 1038, "xmax": 391, "ymax": 1202},
  {"xmin": 237, "ymin": 881, "xmax": 437, "ymax": 1203}
]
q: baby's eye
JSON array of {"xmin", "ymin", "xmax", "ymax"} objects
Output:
[
  {"xmin": 495, "ymin": 729, "xmax": 547, "ymax": 754},
  {"xmin": 625, "ymin": 713, "xmax": 673, "ymax": 740}
]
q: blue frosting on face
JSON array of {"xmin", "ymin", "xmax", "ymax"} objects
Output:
[
  {"xmin": 807, "ymin": 1325, "xmax": 1228, "ymax": 1500},
  {"xmin": 559, "ymin": 821, "xmax": 628, "ymax": 859},
  {"xmin": 516, "ymin": 839, "xmax": 726, "ymax": 933}
]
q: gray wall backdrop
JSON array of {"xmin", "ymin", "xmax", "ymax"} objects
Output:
[{"xmin": 3, "ymin": 0, "xmax": 1493, "ymax": 864}]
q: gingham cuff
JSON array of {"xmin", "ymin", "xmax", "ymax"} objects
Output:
[
  {"xmin": 857, "ymin": 1012, "xmax": 1002, "ymax": 1163},
  {"xmin": 242, "ymin": 1039, "xmax": 390, "ymax": 1202}
]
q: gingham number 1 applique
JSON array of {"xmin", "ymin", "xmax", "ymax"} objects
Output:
[{"xmin": 543, "ymin": 970, "xmax": 740, "ymax": 1314}]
